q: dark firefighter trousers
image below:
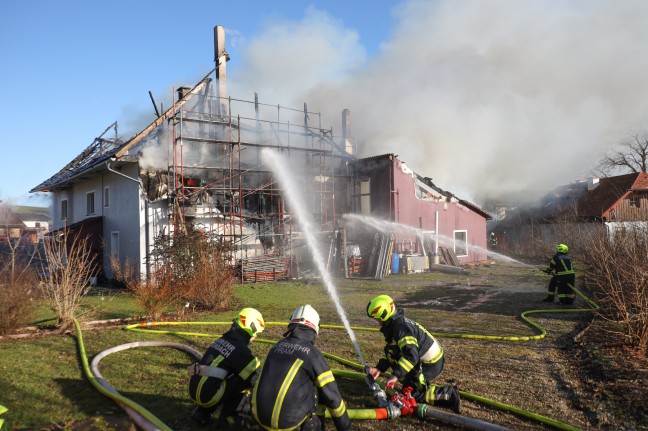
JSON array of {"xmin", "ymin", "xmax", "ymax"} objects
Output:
[{"xmin": 547, "ymin": 274, "xmax": 576, "ymax": 304}]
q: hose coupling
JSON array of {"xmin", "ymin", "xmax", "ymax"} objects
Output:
[
  {"xmin": 416, "ymin": 403, "xmax": 429, "ymax": 419},
  {"xmin": 386, "ymin": 404, "xmax": 401, "ymax": 420}
]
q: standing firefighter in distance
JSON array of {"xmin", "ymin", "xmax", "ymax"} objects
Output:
[
  {"xmin": 188, "ymin": 307, "xmax": 265, "ymax": 427},
  {"xmin": 366, "ymin": 294, "xmax": 460, "ymax": 413},
  {"xmin": 252, "ymin": 304, "xmax": 351, "ymax": 431},
  {"xmin": 542, "ymin": 243, "xmax": 576, "ymax": 304},
  {"xmin": 489, "ymin": 232, "xmax": 498, "ymax": 251}
]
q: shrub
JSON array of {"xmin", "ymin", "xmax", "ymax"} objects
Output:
[
  {"xmin": 0, "ymin": 260, "xmax": 37, "ymax": 335},
  {"xmin": 130, "ymin": 226, "xmax": 235, "ymax": 317},
  {"xmin": 578, "ymin": 223, "xmax": 648, "ymax": 354},
  {"xmin": 38, "ymin": 229, "xmax": 99, "ymax": 332},
  {"xmin": 127, "ymin": 264, "xmax": 179, "ymax": 320},
  {"xmin": 180, "ymin": 237, "xmax": 235, "ymax": 311}
]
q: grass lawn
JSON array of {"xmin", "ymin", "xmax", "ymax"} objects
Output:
[{"xmin": 0, "ymin": 263, "xmax": 644, "ymax": 430}]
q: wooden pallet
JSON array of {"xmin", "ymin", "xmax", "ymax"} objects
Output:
[{"xmin": 439, "ymin": 247, "xmax": 461, "ymax": 266}]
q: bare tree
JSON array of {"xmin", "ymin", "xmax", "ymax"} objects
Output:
[
  {"xmin": 595, "ymin": 133, "xmax": 648, "ymax": 177},
  {"xmin": 38, "ymin": 229, "xmax": 98, "ymax": 331}
]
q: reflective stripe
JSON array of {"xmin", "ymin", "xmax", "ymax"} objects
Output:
[
  {"xmin": 239, "ymin": 357, "xmax": 260, "ymax": 381},
  {"xmin": 420, "ymin": 343, "xmax": 444, "ymax": 364},
  {"xmin": 557, "ymin": 258, "xmax": 575, "ymax": 274},
  {"xmin": 329, "ymin": 399, "xmax": 347, "ymax": 418},
  {"xmin": 425, "ymin": 384, "xmax": 437, "ymax": 404},
  {"xmin": 398, "ymin": 336, "xmax": 418, "ymax": 349},
  {"xmin": 398, "ymin": 356, "xmax": 414, "ymax": 373},
  {"xmin": 195, "ymin": 356, "xmax": 225, "ymax": 403},
  {"xmin": 271, "ymin": 359, "xmax": 303, "ymax": 429},
  {"xmin": 316, "ymin": 370, "xmax": 335, "ymax": 388},
  {"xmin": 251, "ymin": 361, "xmax": 266, "ymax": 421},
  {"xmin": 204, "ymin": 380, "xmax": 227, "ymax": 407}
]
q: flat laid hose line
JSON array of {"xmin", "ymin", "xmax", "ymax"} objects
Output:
[
  {"xmin": 0, "ymin": 405, "xmax": 7, "ymax": 430},
  {"xmin": 72, "ymin": 285, "xmax": 596, "ymax": 431}
]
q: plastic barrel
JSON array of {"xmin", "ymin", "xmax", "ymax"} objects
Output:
[{"xmin": 391, "ymin": 252, "xmax": 400, "ymax": 274}]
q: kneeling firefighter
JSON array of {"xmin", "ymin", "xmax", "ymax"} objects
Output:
[
  {"xmin": 542, "ymin": 243, "xmax": 576, "ymax": 305},
  {"xmin": 188, "ymin": 307, "xmax": 265, "ymax": 427},
  {"xmin": 252, "ymin": 304, "xmax": 351, "ymax": 431},
  {"xmin": 366, "ymin": 294, "xmax": 460, "ymax": 413}
]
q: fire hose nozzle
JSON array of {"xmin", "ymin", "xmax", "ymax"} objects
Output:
[{"xmin": 365, "ymin": 373, "xmax": 390, "ymax": 407}]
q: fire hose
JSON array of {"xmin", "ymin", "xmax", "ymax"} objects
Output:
[
  {"xmin": 85, "ymin": 329, "xmax": 513, "ymax": 431},
  {"xmin": 0, "ymin": 405, "xmax": 7, "ymax": 430},
  {"xmin": 69, "ymin": 292, "xmax": 595, "ymax": 431}
]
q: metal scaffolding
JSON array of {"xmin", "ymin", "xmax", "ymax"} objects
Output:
[{"xmin": 156, "ymin": 84, "xmax": 355, "ymax": 282}]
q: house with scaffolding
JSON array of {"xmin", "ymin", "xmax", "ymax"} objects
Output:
[{"xmin": 31, "ymin": 25, "xmax": 491, "ymax": 283}]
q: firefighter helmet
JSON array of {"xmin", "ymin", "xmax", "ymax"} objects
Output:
[
  {"xmin": 235, "ymin": 308, "xmax": 265, "ymax": 336},
  {"xmin": 556, "ymin": 244, "xmax": 569, "ymax": 254},
  {"xmin": 367, "ymin": 295, "xmax": 396, "ymax": 321},
  {"xmin": 290, "ymin": 304, "xmax": 320, "ymax": 334}
]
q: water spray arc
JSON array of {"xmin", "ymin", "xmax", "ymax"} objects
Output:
[
  {"xmin": 261, "ymin": 149, "xmax": 369, "ymax": 369},
  {"xmin": 342, "ymin": 213, "xmax": 534, "ymax": 267}
]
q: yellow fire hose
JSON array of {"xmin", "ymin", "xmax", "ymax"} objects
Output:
[
  {"xmin": 0, "ymin": 405, "xmax": 7, "ymax": 430},
  {"xmin": 65, "ymin": 283, "xmax": 597, "ymax": 431}
]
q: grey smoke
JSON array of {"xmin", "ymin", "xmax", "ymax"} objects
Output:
[{"xmin": 227, "ymin": 0, "xmax": 648, "ymax": 204}]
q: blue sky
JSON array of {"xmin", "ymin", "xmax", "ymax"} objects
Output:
[
  {"xmin": 3, "ymin": 0, "xmax": 648, "ymax": 207},
  {"xmin": 0, "ymin": 1, "xmax": 399, "ymax": 205}
]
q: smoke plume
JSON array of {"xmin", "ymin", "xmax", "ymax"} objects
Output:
[{"xmin": 227, "ymin": 0, "xmax": 648, "ymax": 204}]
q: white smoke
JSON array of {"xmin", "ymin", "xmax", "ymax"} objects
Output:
[{"xmin": 227, "ymin": 0, "xmax": 648, "ymax": 204}]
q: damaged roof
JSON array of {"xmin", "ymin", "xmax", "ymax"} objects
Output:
[
  {"xmin": 30, "ymin": 76, "xmax": 211, "ymax": 193},
  {"xmin": 356, "ymin": 153, "xmax": 492, "ymax": 220}
]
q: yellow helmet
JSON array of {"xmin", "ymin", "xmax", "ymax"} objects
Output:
[
  {"xmin": 366, "ymin": 295, "xmax": 395, "ymax": 321},
  {"xmin": 235, "ymin": 308, "xmax": 265, "ymax": 336},
  {"xmin": 556, "ymin": 244, "xmax": 569, "ymax": 253}
]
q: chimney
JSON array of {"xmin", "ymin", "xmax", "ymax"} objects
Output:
[
  {"xmin": 177, "ymin": 86, "xmax": 191, "ymax": 101},
  {"xmin": 214, "ymin": 25, "xmax": 229, "ymax": 116},
  {"xmin": 588, "ymin": 177, "xmax": 600, "ymax": 191},
  {"xmin": 342, "ymin": 109, "xmax": 353, "ymax": 155}
]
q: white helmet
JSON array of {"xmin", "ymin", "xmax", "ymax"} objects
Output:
[{"xmin": 290, "ymin": 304, "xmax": 320, "ymax": 334}]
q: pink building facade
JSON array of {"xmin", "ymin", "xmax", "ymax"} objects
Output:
[{"xmin": 354, "ymin": 154, "xmax": 491, "ymax": 264}]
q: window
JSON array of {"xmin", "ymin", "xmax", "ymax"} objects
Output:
[
  {"xmin": 454, "ymin": 230, "xmax": 468, "ymax": 256},
  {"xmin": 61, "ymin": 199, "xmax": 68, "ymax": 220},
  {"xmin": 87, "ymin": 192, "xmax": 95, "ymax": 215},
  {"xmin": 110, "ymin": 231, "xmax": 120, "ymax": 256},
  {"xmin": 629, "ymin": 195, "xmax": 640, "ymax": 208},
  {"xmin": 104, "ymin": 187, "xmax": 110, "ymax": 207},
  {"xmin": 360, "ymin": 179, "xmax": 371, "ymax": 215}
]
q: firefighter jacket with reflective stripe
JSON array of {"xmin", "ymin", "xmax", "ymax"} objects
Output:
[
  {"xmin": 252, "ymin": 325, "xmax": 351, "ymax": 431},
  {"xmin": 547, "ymin": 253, "xmax": 575, "ymax": 276},
  {"xmin": 189, "ymin": 325, "xmax": 260, "ymax": 407},
  {"xmin": 376, "ymin": 309, "xmax": 443, "ymax": 380}
]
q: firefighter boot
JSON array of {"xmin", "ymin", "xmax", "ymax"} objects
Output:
[
  {"xmin": 190, "ymin": 406, "xmax": 212, "ymax": 426},
  {"xmin": 425, "ymin": 385, "xmax": 461, "ymax": 414}
]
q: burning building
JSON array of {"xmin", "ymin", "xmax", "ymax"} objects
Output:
[{"xmin": 31, "ymin": 25, "xmax": 490, "ymax": 283}]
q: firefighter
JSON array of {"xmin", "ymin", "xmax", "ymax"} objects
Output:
[
  {"xmin": 366, "ymin": 294, "xmax": 460, "ymax": 413},
  {"xmin": 252, "ymin": 304, "xmax": 351, "ymax": 431},
  {"xmin": 188, "ymin": 307, "xmax": 265, "ymax": 428},
  {"xmin": 489, "ymin": 232, "xmax": 498, "ymax": 251},
  {"xmin": 542, "ymin": 243, "xmax": 576, "ymax": 305}
]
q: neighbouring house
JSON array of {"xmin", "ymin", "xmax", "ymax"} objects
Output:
[
  {"xmin": 13, "ymin": 206, "xmax": 51, "ymax": 243},
  {"xmin": 0, "ymin": 204, "xmax": 50, "ymax": 246},
  {"xmin": 30, "ymin": 26, "xmax": 491, "ymax": 283},
  {"xmin": 492, "ymin": 172, "xmax": 648, "ymax": 255}
]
